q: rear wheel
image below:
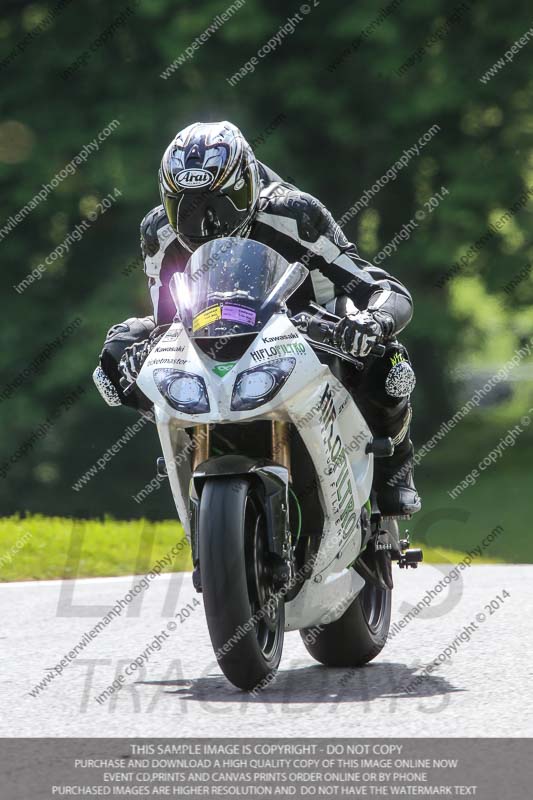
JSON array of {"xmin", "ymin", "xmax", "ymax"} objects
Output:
[
  {"xmin": 300, "ymin": 522, "xmax": 396, "ymax": 667},
  {"xmin": 199, "ymin": 477, "xmax": 284, "ymax": 690}
]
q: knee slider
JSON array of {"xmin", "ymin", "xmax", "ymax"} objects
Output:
[
  {"xmin": 385, "ymin": 359, "xmax": 416, "ymax": 398},
  {"xmin": 93, "ymin": 366, "xmax": 122, "ymax": 407},
  {"xmin": 383, "ymin": 343, "xmax": 416, "ymax": 399}
]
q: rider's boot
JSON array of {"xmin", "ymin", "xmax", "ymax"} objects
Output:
[
  {"xmin": 373, "ymin": 427, "xmax": 421, "ymax": 518},
  {"xmin": 356, "ymin": 340, "xmax": 421, "ymax": 518}
]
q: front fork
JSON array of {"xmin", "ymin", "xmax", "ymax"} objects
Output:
[
  {"xmin": 189, "ymin": 422, "xmax": 294, "ymax": 592},
  {"xmin": 271, "ymin": 421, "xmax": 291, "ymax": 477},
  {"xmin": 191, "ymin": 423, "xmax": 211, "ymax": 469},
  {"xmin": 191, "ymin": 421, "xmax": 292, "ymax": 472}
]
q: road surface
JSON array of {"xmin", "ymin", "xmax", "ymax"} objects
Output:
[{"xmin": 1, "ymin": 564, "xmax": 531, "ymax": 736}]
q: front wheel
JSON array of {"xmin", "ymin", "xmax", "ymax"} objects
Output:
[{"xmin": 199, "ymin": 477, "xmax": 284, "ymax": 690}]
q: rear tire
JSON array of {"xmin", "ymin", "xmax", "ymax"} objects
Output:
[
  {"xmin": 300, "ymin": 522, "xmax": 396, "ymax": 667},
  {"xmin": 199, "ymin": 477, "xmax": 284, "ymax": 690}
]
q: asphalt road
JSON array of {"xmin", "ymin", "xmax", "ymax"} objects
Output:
[{"xmin": 1, "ymin": 564, "xmax": 531, "ymax": 737}]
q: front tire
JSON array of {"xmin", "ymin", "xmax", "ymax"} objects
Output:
[{"xmin": 199, "ymin": 477, "xmax": 284, "ymax": 690}]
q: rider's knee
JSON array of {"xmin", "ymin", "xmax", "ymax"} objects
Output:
[
  {"xmin": 367, "ymin": 341, "xmax": 416, "ymax": 409},
  {"xmin": 102, "ymin": 316, "xmax": 155, "ymax": 360},
  {"xmin": 98, "ymin": 316, "xmax": 155, "ymax": 408}
]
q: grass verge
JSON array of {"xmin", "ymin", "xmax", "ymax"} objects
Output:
[
  {"xmin": 0, "ymin": 511, "xmax": 514, "ymax": 583},
  {"xmin": 0, "ymin": 515, "xmax": 191, "ymax": 582}
]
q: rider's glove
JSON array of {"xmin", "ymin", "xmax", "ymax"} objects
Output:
[
  {"xmin": 118, "ymin": 337, "xmax": 157, "ymax": 395},
  {"xmin": 334, "ymin": 309, "xmax": 394, "ymax": 357}
]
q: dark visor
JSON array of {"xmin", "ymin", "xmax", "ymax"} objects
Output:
[{"xmin": 163, "ymin": 169, "xmax": 254, "ymax": 244}]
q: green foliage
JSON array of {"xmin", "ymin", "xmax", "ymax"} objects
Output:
[
  {"xmin": 404, "ymin": 414, "xmax": 533, "ymax": 565},
  {"xmin": 1, "ymin": 0, "xmax": 532, "ymax": 532}
]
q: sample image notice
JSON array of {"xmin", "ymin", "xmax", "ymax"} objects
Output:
[{"xmin": 1, "ymin": 739, "xmax": 530, "ymax": 798}]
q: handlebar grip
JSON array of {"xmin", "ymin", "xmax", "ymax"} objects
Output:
[
  {"xmin": 290, "ymin": 312, "xmax": 311, "ymax": 333},
  {"xmin": 290, "ymin": 311, "xmax": 338, "ymax": 344},
  {"xmin": 308, "ymin": 318, "xmax": 336, "ymax": 345},
  {"xmin": 291, "ymin": 311, "xmax": 386, "ymax": 358}
]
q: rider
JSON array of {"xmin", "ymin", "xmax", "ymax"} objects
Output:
[{"xmin": 94, "ymin": 121, "xmax": 420, "ymax": 518}]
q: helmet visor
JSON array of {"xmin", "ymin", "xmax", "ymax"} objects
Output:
[{"xmin": 163, "ymin": 166, "xmax": 255, "ymax": 251}]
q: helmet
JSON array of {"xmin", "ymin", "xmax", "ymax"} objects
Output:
[{"xmin": 159, "ymin": 121, "xmax": 261, "ymax": 253}]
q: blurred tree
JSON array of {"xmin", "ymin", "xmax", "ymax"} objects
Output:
[{"xmin": 0, "ymin": 0, "xmax": 532, "ymax": 517}]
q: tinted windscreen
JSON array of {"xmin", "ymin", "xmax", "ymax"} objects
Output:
[{"xmin": 170, "ymin": 238, "xmax": 307, "ymax": 338}]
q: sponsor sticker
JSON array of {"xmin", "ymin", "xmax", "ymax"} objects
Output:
[
  {"xmin": 263, "ymin": 332, "xmax": 298, "ymax": 343},
  {"xmin": 317, "ymin": 385, "xmax": 358, "ymax": 541},
  {"xmin": 221, "ymin": 304, "xmax": 256, "ymax": 326},
  {"xmin": 390, "ymin": 351, "xmax": 406, "ymax": 366},
  {"xmin": 212, "ymin": 362, "xmax": 237, "ymax": 377},
  {"xmin": 162, "ymin": 330, "xmax": 183, "ymax": 342},
  {"xmin": 250, "ymin": 342, "xmax": 306, "ymax": 362},
  {"xmin": 192, "ymin": 305, "xmax": 222, "ymax": 332},
  {"xmin": 147, "ymin": 357, "xmax": 189, "ymax": 366}
]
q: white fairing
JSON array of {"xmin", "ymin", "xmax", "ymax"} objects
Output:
[{"xmin": 137, "ymin": 311, "xmax": 373, "ymax": 630}]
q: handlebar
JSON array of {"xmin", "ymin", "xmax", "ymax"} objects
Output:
[{"xmin": 291, "ymin": 305, "xmax": 386, "ymax": 359}]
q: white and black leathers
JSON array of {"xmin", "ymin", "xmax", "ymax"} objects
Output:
[
  {"xmin": 141, "ymin": 162, "xmax": 413, "ymax": 332},
  {"xmin": 96, "ymin": 162, "xmax": 420, "ymax": 517}
]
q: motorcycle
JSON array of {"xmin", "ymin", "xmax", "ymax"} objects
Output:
[{"xmin": 136, "ymin": 237, "xmax": 422, "ymax": 691}]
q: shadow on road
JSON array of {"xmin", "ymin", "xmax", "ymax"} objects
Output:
[{"xmin": 139, "ymin": 661, "xmax": 461, "ymax": 706}]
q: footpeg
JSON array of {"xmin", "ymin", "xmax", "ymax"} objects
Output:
[
  {"xmin": 398, "ymin": 548, "xmax": 423, "ymax": 568},
  {"xmin": 366, "ymin": 437, "xmax": 394, "ymax": 457},
  {"xmin": 391, "ymin": 534, "xmax": 423, "ymax": 569}
]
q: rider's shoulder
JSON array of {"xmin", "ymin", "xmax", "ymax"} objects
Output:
[
  {"xmin": 140, "ymin": 205, "xmax": 175, "ymax": 257},
  {"xmin": 257, "ymin": 184, "xmax": 332, "ymax": 241},
  {"xmin": 140, "ymin": 204, "xmax": 168, "ymax": 237}
]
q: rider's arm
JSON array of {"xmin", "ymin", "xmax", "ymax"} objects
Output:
[
  {"xmin": 256, "ymin": 189, "xmax": 413, "ymax": 337},
  {"xmin": 140, "ymin": 205, "xmax": 185, "ymax": 326},
  {"xmin": 301, "ymin": 193, "xmax": 413, "ymax": 337}
]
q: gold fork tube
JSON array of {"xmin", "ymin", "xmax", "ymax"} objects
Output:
[
  {"xmin": 272, "ymin": 421, "xmax": 291, "ymax": 477},
  {"xmin": 191, "ymin": 424, "xmax": 211, "ymax": 469}
]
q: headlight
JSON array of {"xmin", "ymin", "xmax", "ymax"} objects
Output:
[
  {"xmin": 154, "ymin": 369, "xmax": 210, "ymax": 414},
  {"xmin": 239, "ymin": 371, "xmax": 276, "ymax": 399},
  {"xmin": 168, "ymin": 375, "xmax": 202, "ymax": 405},
  {"xmin": 231, "ymin": 358, "xmax": 296, "ymax": 411}
]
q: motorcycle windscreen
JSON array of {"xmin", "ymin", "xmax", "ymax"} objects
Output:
[{"xmin": 169, "ymin": 237, "xmax": 308, "ymax": 337}]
